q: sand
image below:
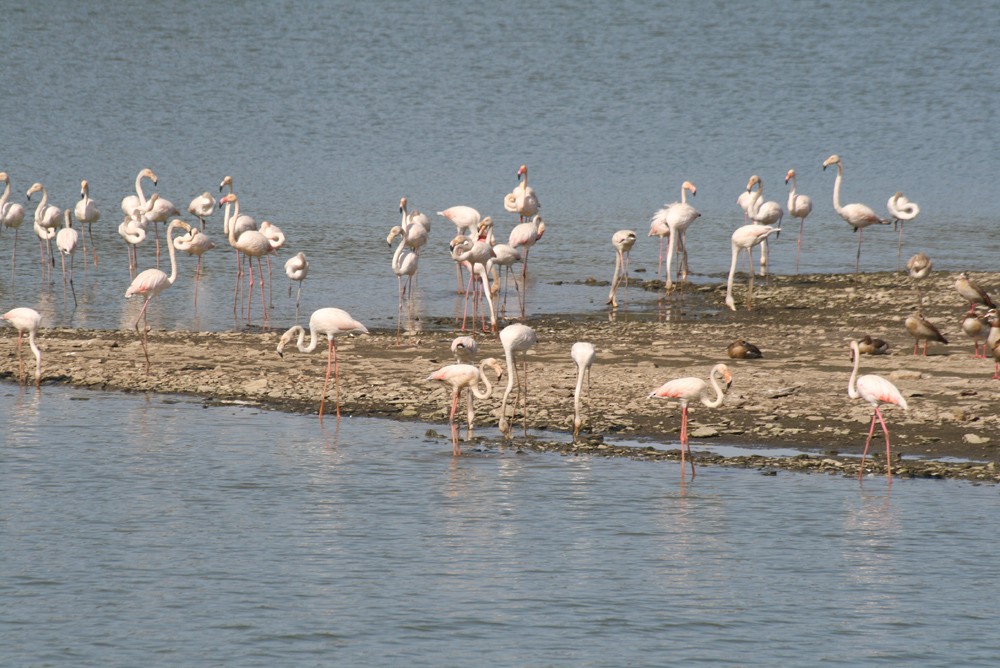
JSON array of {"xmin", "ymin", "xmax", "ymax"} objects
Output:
[{"xmin": 4, "ymin": 269, "xmax": 999, "ymax": 483}]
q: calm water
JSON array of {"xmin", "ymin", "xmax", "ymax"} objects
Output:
[
  {"xmin": 0, "ymin": 1, "xmax": 998, "ymax": 333},
  {"xmin": 2, "ymin": 383, "xmax": 1000, "ymax": 666}
]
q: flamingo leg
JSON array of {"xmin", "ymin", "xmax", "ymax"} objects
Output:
[
  {"xmin": 16, "ymin": 331, "xmax": 25, "ymax": 384},
  {"xmin": 796, "ymin": 219, "xmax": 804, "ymax": 274},
  {"xmin": 258, "ymin": 257, "xmax": 268, "ymax": 325},
  {"xmin": 68, "ymin": 254, "xmax": 77, "ymax": 307},
  {"xmin": 874, "ymin": 406, "xmax": 893, "ymax": 481},
  {"xmin": 333, "ymin": 338, "xmax": 341, "ymax": 421},
  {"xmin": 858, "ymin": 411, "xmax": 879, "ymax": 479},
  {"xmin": 319, "ymin": 337, "xmax": 333, "ymax": 422},
  {"xmin": 132, "ymin": 296, "xmax": 153, "ymax": 376},
  {"xmin": 855, "ymin": 227, "xmax": 863, "ymax": 276},
  {"xmin": 10, "ymin": 228, "xmax": 17, "ymax": 286},
  {"xmin": 521, "ymin": 357, "xmax": 529, "ymax": 437}
]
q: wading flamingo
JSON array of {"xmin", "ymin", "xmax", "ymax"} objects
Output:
[
  {"xmin": 2, "ymin": 307, "xmax": 42, "ymax": 387},
  {"xmin": 905, "ymin": 310, "xmax": 948, "ymax": 355},
  {"xmin": 478, "ymin": 217, "xmax": 521, "ymax": 317},
  {"xmin": 259, "ymin": 220, "xmax": 286, "ymax": 306},
  {"xmin": 745, "ymin": 175, "xmax": 783, "ymax": 277},
  {"xmin": 55, "ymin": 210, "xmax": 80, "ymax": 306},
  {"xmin": 438, "ymin": 205, "xmax": 480, "ymax": 292},
  {"xmin": 608, "ymin": 230, "xmax": 637, "ymax": 308},
  {"xmin": 124, "ymin": 219, "xmax": 191, "ymax": 374},
  {"xmin": 0, "ymin": 172, "xmax": 27, "ymax": 281},
  {"xmin": 389, "ymin": 224, "xmax": 420, "ymax": 341},
  {"xmin": 784, "ymin": 169, "xmax": 812, "ymax": 273},
  {"xmin": 284, "ymin": 252, "xmax": 309, "ymax": 321},
  {"xmin": 887, "ymin": 191, "xmax": 919, "ymax": 270},
  {"xmin": 508, "ymin": 214, "xmax": 545, "ymax": 316},
  {"xmin": 173, "ymin": 226, "xmax": 216, "ymax": 308},
  {"xmin": 188, "ymin": 191, "xmax": 216, "ymax": 229},
  {"xmin": 649, "ymin": 363, "xmax": 733, "ymax": 479},
  {"xmin": 907, "ymin": 252, "xmax": 932, "ymax": 306},
  {"xmin": 276, "ymin": 307, "xmax": 368, "ymax": 422},
  {"xmin": 450, "ymin": 234, "xmax": 497, "ymax": 333},
  {"xmin": 649, "ymin": 181, "xmax": 700, "ymax": 290},
  {"xmin": 504, "ymin": 164, "xmax": 540, "ymax": 222},
  {"xmin": 426, "ymin": 357, "xmax": 504, "ymax": 454},
  {"xmin": 571, "ymin": 341, "xmax": 596, "ymax": 439},
  {"xmin": 74, "ymin": 179, "xmax": 100, "ymax": 267},
  {"xmin": 848, "ymin": 340, "xmax": 908, "ymax": 481},
  {"xmin": 498, "ymin": 323, "xmax": 537, "ymax": 438},
  {"xmin": 822, "ymin": 154, "xmax": 891, "ymax": 276},
  {"xmin": 118, "ymin": 209, "xmax": 147, "ymax": 278},
  {"xmin": 26, "ymin": 182, "xmax": 61, "ymax": 270},
  {"xmin": 725, "ymin": 224, "xmax": 781, "ymax": 311},
  {"xmin": 954, "ymin": 272, "xmax": 995, "ymax": 313},
  {"xmin": 121, "ymin": 168, "xmax": 156, "ymax": 217},
  {"xmin": 220, "ymin": 193, "xmax": 273, "ymax": 325}
]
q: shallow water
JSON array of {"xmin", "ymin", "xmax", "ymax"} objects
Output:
[
  {"xmin": 0, "ymin": 1, "xmax": 998, "ymax": 333},
  {"xmin": 3, "ymin": 383, "xmax": 1000, "ymax": 666}
]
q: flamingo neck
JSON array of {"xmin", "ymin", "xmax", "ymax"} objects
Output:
[
  {"xmin": 28, "ymin": 329, "xmax": 41, "ymax": 382},
  {"xmin": 135, "ymin": 172, "xmax": 149, "ymax": 208},
  {"xmin": 33, "ymin": 187, "xmax": 49, "ymax": 222},
  {"xmin": 392, "ymin": 232, "xmax": 408, "ymax": 274},
  {"xmin": 573, "ymin": 360, "xmax": 587, "ymax": 426},
  {"xmin": 831, "ymin": 163, "xmax": 844, "ymax": 214},
  {"xmin": 0, "ymin": 180, "xmax": 9, "ymax": 209},
  {"xmin": 164, "ymin": 222, "xmax": 182, "ymax": 286},
  {"xmin": 848, "ymin": 344, "xmax": 861, "ymax": 400},
  {"xmin": 470, "ymin": 359, "xmax": 496, "ymax": 401},
  {"xmin": 702, "ymin": 366, "xmax": 727, "ymax": 408}
]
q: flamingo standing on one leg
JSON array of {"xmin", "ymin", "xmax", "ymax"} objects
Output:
[
  {"xmin": 848, "ymin": 340, "xmax": 908, "ymax": 481},
  {"xmin": 26, "ymin": 182, "xmax": 62, "ymax": 273},
  {"xmin": 188, "ymin": 191, "xmax": 216, "ymax": 230},
  {"xmin": 426, "ymin": 357, "xmax": 504, "ymax": 454},
  {"xmin": 907, "ymin": 252, "xmax": 932, "ymax": 306},
  {"xmin": 649, "ymin": 181, "xmax": 699, "ymax": 291},
  {"xmin": 284, "ymin": 252, "xmax": 309, "ymax": 322},
  {"xmin": 2, "ymin": 307, "xmax": 43, "ymax": 387},
  {"xmin": 725, "ymin": 224, "xmax": 781, "ymax": 311},
  {"xmin": 172, "ymin": 226, "xmax": 216, "ymax": 309},
  {"xmin": 498, "ymin": 323, "xmax": 537, "ymax": 438},
  {"xmin": 571, "ymin": 341, "xmax": 596, "ymax": 439},
  {"xmin": 649, "ymin": 363, "xmax": 733, "ymax": 479},
  {"xmin": 118, "ymin": 210, "xmax": 147, "ymax": 279},
  {"xmin": 607, "ymin": 230, "xmax": 637, "ymax": 308},
  {"xmin": 504, "ymin": 164, "xmax": 540, "ymax": 222},
  {"xmin": 822, "ymin": 154, "xmax": 891, "ymax": 276},
  {"xmin": 887, "ymin": 191, "xmax": 919, "ymax": 271},
  {"xmin": 55, "ymin": 210, "xmax": 80, "ymax": 306},
  {"xmin": 259, "ymin": 220, "xmax": 286, "ymax": 307},
  {"xmin": 74, "ymin": 179, "xmax": 100, "ymax": 268},
  {"xmin": 276, "ymin": 307, "xmax": 368, "ymax": 422},
  {"xmin": 124, "ymin": 219, "xmax": 192, "ymax": 375},
  {"xmin": 784, "ymin": 169, "xmax": 812, "ymax": 273},
  {"xmin": 0, "ymin": 172, "xmax": 26, "ymax": 283}
]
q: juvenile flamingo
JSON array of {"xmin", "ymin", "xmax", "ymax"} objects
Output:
[
  {"xmin": 55, "ymin": 209, "xmax": 80, "ymax": 306},
  {"xmin": 784, "ymin": 169, "xmax": 812, "ymax": 273},
  {"xmin": 276, "ymin": 307, "xmax": 369, "ymax": 422},
  {"xmin": 848, "ymin": 340, "xmax": 908, "ymax": 481},
  {"xmin": 0, "ymin": 172, "xmax": 26, "ymax": 281},
  {"xmin": 74, "ymin": 179, "xmax": 100, "ymax": 267},
  {"xmin": 124, "ymin": 219, "xmax": 192, "ymax": 374},
  {"xmin": 498, "ymin": 323, "xmax": 538, "ymax": 438},
  {"xmin": 822, "ymin": 154, "xmax": 891, "ymax": 276},
  {"xmin": 426, "ymin": 357, "xmax": 504, "ymax": 454},
  {"xmin": 649, "ymin": 363, "xmax": 733, "ymax": 479},
  {"xmin": 284, "ymin": 252, "xmax": 309, "ymax": 321},
  {"xmin": 571, "ymin": 341, "xmax": 596, "ymax": 439},
  {"xmin": 2, "ymin": 307, "xmax": 42, "ymax": 387},
  {"xmin": 887, "ymin": 191, "xmax": 919, "ymax": 270},
  {"xmin": 607, "ymin": 230, "xmax": 637, "ymax": 308}
]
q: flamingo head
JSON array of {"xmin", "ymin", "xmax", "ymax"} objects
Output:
[
  {"xmin": 0, "ymin": 172, "xmax": 8, "ymax": 184},
  {"xmin": 482, "ymin": 357, "xmax": 504, "ymax": 380},
  {"xmin": 26, "ymin": 182, "xmax": 43, "ymax": 200},
  {"xmin": 822, "ymin": 154, "xmax": 841, "ymax": 171},
  {"xmin": 745, "ymin": 174, "xmax": 761, "ymax": 192},
  {"xmin": 449, "ymin": 234, "xmax": 470, "ymax": 252},
  {"xmin": 682, "ymin": 180, "xmax": 697, "ymax": 196},
  {"xmin": 141, "ymin": 168, "xmax": 158, "ymax": 186},
  {"xmin": 399, "ymin": 196, "xmax": 408, "ymax": 213},
  {"xmin": 387, "ymin": 225, "xmax": 403, "ymax": 245},
  {"xmin": 80, "ymin": 179, "xmax": 89, "ymax": 198},
  {"xmin": 535, "ymin": 217, "xmax": 545, "ymax": 240},
  {"xmin": 218, "ymin": 193, "xmax": 237, "ymax": 208},
  {"xmin": 718, "ymin": 364, "xmax": 733, "ymax": 390},
  {"xmin": 784, "ymin": 169, "xmax": 795, "ymax": 184},
  {"xmin": 517, "ymin": 164, "xmax": 527, "ymax": 180},
  {"xmin": 219, "ymin": 175, "xmax": 233, "ymax": 192}
]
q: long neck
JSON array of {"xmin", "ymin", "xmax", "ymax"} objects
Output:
[
  {"xmin": 400, "ymin": 202, "xmax": 408, "ymax": 229},
  {"xmin": 848, "ymin": 347, "xmax": 861, "ymax": 400},
  {"xmin": 747, "ymin": 188, "xmax": 761, "ymax": 217},
  {"xmin": 501, "ymin": 344, "xmax": 517, "ymax": 417},
  {"xmin": 392, "ymin": 232, "xmax": 407, "ymax": 273},
  {"xmin": 471, "ymin": 360, "xmax": 495, "ymax": 400},
  {"xmin": 226, "ymin": 200, "xmax": 241, "ymax": 245},
  {"xmin": 725, "ymin": 241, "xmax": 740, "ymax": 308},
  {"xmin": 573, "ymin": 361, "xmax": 586, "ymax": 425},
  {"xmin": 680, "ymin": 184, "xmax": 687, "ymax": 204},
  {"xmin": 300, "ymin": 326, "xmax": 321, "ymax": 353},
  {"xmin": 831, "ymin": 163, "xmax": 844, "ymax": 213},
  {"xmin": 135, "ymin": 172, "xmax": 148, "ymax": 207},
  {"xmin": 0, "ymin": 180, "xmax": 9, "ymax": 208},
  {"xmin": 165, "ymin": 223, "xmax": 181, "ymax": 286},
  {"xmin": 33, "ymin": 187, "xmax": 48, "ymax": 221},
  {"xmin": 787, "ymin": 176, "xmax": 797, "ymax": 210},
  {"xmin": 28, "ymin": 329, "xmax": 41, "ymax": 383},
  {"xmin": 702, "ymin": 367, "xmax": 727, "ymax": 408}
]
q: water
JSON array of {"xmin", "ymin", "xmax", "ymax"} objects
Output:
[
  {"xmin": 0, "ymin": 1, "xmax": 998, "ymax": 333},
  {"xmin": 3, "ymin": 383, "xmax": 1000, "ymax": 666}
]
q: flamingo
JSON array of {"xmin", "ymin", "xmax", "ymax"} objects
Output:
[
  {"xmin": 498, "ymin": 323, "xmax": 537, "ymax": 438},
  {"xmin": 55, "ymin": 209, "xmax": 80, "ymax": 306},
  {"xmin": 74, "ymin": 179, "xmax": 100, "ymax": 267},
  {"xmin": 649, "ymin": 180, "xmax": 700, "ymax": 291},
  {"xmin": 725, "ymin": 224, "xmax": 781, "ymax": 311},
  {"xmin": 276, "ymin": 307, "xmax": 368, "ymax": 422},
  {"xmin": 954, "ymin": 272, "xmax": 995, "ymax": 313},
  {"xmin": 745, "ymin": 175, "xmax": 783, "ymax": 277},
  {"xmin": 259, "ymin": 220, "xmax": 286, "ymax": 306},
  {"xmin": 504, "ymin": 164, "xmax": 540, "ymax": 222},
  {"xmin": 388, "ymin": 224, "xmax": 420, "ymax": 341},
  {"xmin": 647, "ymin": 214, "xmax": 671, "ymax": 279},
  {"xmin": 822, "ymin": 154, "xmax": 891, "ymax": 276},
  {"xmin": 508, "ymin": 214, "xmax": 545, "ymax": 316},
  {"xmin": 961, "ymin": 309, "xmax": 990, "ymax": 358},
  {"xmin": 172, "ymin": 226, "xmax": 216, "ymax": 308},
  {"xmin": 784, "ymin": 169, "xmax": 812, "ymax": 273},
  {"xmin": 399, "ymin": 197, "xmax": 430, "ymax": 239},
  {"xmin": 451, "ymin": 335, "xmax": 478, "ymax": 364},
  {"xmin": 121, "ymin": 168, "xmax": 157, "ymax": 217},
  {"xmin": 426, "ymin": 357, "xmax": 504, "ymax": 454},
  {"xmin": 218, "ymin": 175, "xmax": 257, "ymax": 233},
  {"xmin": 649, "ymin": 363, "xmax": 733, "ymax": 479},
  {"xmin": 907, "ymin": 252, "xmax": 932, "ymax": 306},
  {"xmin": 219, "ymin": 193, "xmax": 273, "ymax": 325},
  {"xmin": 607, "ymin": 229, "xmax": 637, "ymax": 308},
  {"xmin": 0, "ymin": 172, "xmax": 26, "ymax": 281},
  {"xmin": 124, "ymin": 219, "xmax": 192, "ymax": 374},
  {"xmin": 284, "ymin": 252, "xmax": 309, "ymax": 321},
  {"xmin": 118, "ymin": 209, "xmax": 147, "ymax": 278},
  {"xmin": 726, "ymin": 340, "xmax": 762, "ymax": 359},
  {"xmin": 26, "ymin": 182, "xmax": 61, "ymax": 270},
  {"xmin": 856, "ymin": 335, "xmax": 890, "ymax": 355},
  {"xmin": 143, "ymin": 190, "xmax": 180, "ymax": 267},
  {"xmin": 2, "ymin": 307, "xmax": 42, "ymax": 387},
  {"xmin": 438, "ymin": 205, "xmax": 480, "ymax": 292},
  {"xmin": 188, "ymin": 191, "xmax": 216, "ymax": 229},
  {"xmin": 848, "ymin": 340, "xmax": 908, "ymax": 481},
  {"xmin": 478, "ymin": 217, "xmax": 521, "ymax": 317},
  {"xmin": 887, "ymin": 192, "xmax": 920, "ymax": 270},
  {"xmin": 450, "ymin": 234, "xmax": 496, "ymax": 333},
  {"xmin": 905, "ymin": 310, "xmax": 948, "ymax": 355},
  {"xmin": 571, "ymin": 341, "xmax": 596, "ymax": 439}
]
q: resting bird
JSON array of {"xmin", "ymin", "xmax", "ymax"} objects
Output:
[{"xmin": 726, "ymin": 340, "xmax": 762, "ymax": 359}]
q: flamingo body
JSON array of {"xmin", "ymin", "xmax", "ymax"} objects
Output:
[{"xmin": 2, "ymin": 307, "xmax": 42, "ymax": 386}]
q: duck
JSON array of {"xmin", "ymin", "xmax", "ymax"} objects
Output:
[
  {"xmin": 856, "ymin": 335, "xmax": 889, "ymax": 355},
  {"xmin": 726, "ymin": 339, "xmax": 763, "ymax": 359},
  {"xmin": 905, "ymin": 311, "xmax": 948, "ymax": 356}
]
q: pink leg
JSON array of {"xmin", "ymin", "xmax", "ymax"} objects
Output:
[
  {"xmin": 874, "ymin": 406, "xmax": 894, "ymax": 480},
  {"xmin": 258, "ymin": 258, "xmax": 268, "ymax": 324},
  {"xmin": 319, "ymin": 338, "xmax": 333, "ymax": 421},
  {"xmin": 16, "ymin": 331, "xmax": 25, "ymax": 384},
  {"xmin": 858, "ymin": 412, "xmax": 878, "ymax": 479},
  {"xmin": 333, "ymin": 339, "xmax": 341, "ymax": 421},
  {"xmin": 449, "ymin": 390, "xmax": 461, "ymax": 456},
  {"xmin": 796, "ymin": 219, "xmax": 803, "ymax": 274}
]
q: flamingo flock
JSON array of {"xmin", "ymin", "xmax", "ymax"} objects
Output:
[{"xmin": 3, "ymin": 158, "xmax": 993, "ymax": 482}]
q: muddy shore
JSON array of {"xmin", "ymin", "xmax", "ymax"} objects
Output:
[{"xmin": 4, "ymin": 270, "xmax": 1000, "ymax": 483}]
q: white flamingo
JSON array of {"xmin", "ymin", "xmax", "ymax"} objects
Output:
[
  {"xmin": 388, "ymin": 224, "xmax": 420, "ymax": 341},
  {"xmin": 887, "ymin": 191, "xmax": 920, "ymax": 270},
  {"xmin": 823, "ymin": 154, "xmax": 891, "ymax": 275},
  {"xmin": 438, "ymin": 205, "xmax": 480, "ymax": 291},
  {"xmin": 608, "ymin": 229, "xmax": 637, "ymax": 308},
  {"xmin": 26, "ymin": 182, "xmax": 61, "ymax": 272},
  {"xmin": 284, "ymin": 251, "xmax": 309, "ymax": 321},
  {"xmin": 2, "ymin": 307, "xmax": 43, "ymax": 387},
  {"xmin": 745, "ymin": 175, "xmax": 783, "ymax": 277},
  {"xmin": 784, "ymin": 169, "xmax": 813, "ymax": 273},
  {"xmin": 725, "ymin": 224, "xmax": 781, "ymax": 311},
  {"xmin": 118, "ymin": 209, "xmax": 147, "ymax": 278},
  {"xmin": 55, "ymin": 209, "xmax": 80, "ymax": 306},
  {"xmin": 173, "ymin": 226, "xmax": 216, "ymax": 308},
  {"xmin": 74, "ymin": 179, "xmax": 101, "ymax": 267},
  {"xmin": 649, "ymin": 180, "xmax": 700, "ymax": 291},
  {"xmin": 571, "ymin": 341, "xmax": 596, "ymax": 439},
  {"xmin": 504, "ymin": 164, "xmax": 540, "ymax": 221},
  {"xmin": 498, "ymin": 323, "xmax": 538, "ymax": 438},
  {"xmin": 0, "ymin": 172, "xmax": 26, "ymax": 281},
  {"xmin": 220, "ymin": 193, "xmax": 273, "ymax": 325},
  {"xmin": 426, "ymin": 357, "xmax": 505, "ymax": 454},
  {"xmin": 450, "ymin": 234, "xmax": 496, "ymax": 333},
  {"xmin": 188, "ymin": 191, "xmax": 216, "ymax": 229}
]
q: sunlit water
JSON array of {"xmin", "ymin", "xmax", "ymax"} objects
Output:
[
  {"xmin": 0, "ymin": 1, "xmax": 998, "ymax": 333},
  {"xmin": 3, "ymin": 384, "xmax": 1000, "ymax": 666}
]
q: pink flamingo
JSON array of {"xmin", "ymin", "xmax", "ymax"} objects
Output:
[
  {"xmin": 124, "ymin": 219, "xmax": 191, "ymax": 374},
  {"xmin": 220, "ymin": 193, "xmax": 273, "ymax": 325},
  {"xmin": 745, "ymin": 175, "xmax": 783, "ymax": 277},
  {"xmin": 647, "ymin": 214, "xmax": 671, "ymax": 280},
  {"xmin": 188, "ymin": 191, "xmax": 216, "ymax": 229},
  {"xmin": 887, "ymin": 191, "xmax": 919, "ymax": 270},
  {"xmin": 571, "ymin": 341, "xmax": 596, "ymax": 439},
  {"xmin": 426, "ymin": 357, "xmax": 504, "ymax": 455},
  {"xmin": 74, "ymin": 179, "xmax": 101, "ymax": 268},
  {"xmin": 784, "ymin": 169, "xmax": 812, "ymax": 273},
  {"xmin": 172, "ymin": 226, "xmax": 216, "ymax": 309},
  {"xmin": 276, "ymin": 307, "xmax": 368, "ymax": 422},
  {"xmin": 26, "ymin": 182, "xmax": 61, "ymax": 271},
  {"xmin": 649, "ymin": 363, "xmax": 733, "ymax": 479},
  {"xmin": 649, "ymin": 181, "xmax": 700, "ymax": 291},
  {"xmin": 284, "ymin": 252, "xmax": 309, "ymax": 322},
  {"xmin": 438, "ymin": 205, "xmax": 480, "ymax": 292},
  {"xmin": 725, "ymin": 224, "xmax": 781, "ymax": 311},
  {"xmin": 450, "ymin": 234, "xmax": 496, "ymax": 333},
  {"xmin": 55, "ymin": 210, "xmax": 80, "ymax": 306},
  {"xmin": 823, "ymin": 154, "xmax": 891, "ymax": 276},
  {"xmin": 504, "ymin": 164, "xmax": 540, "ymax": 222},
  {"xmin": 848, "ymin": 340, "xmax": 908, "ymax": 481},
  {"xmin": 607, "ymin": 229, "xmax": 637, "ymax": 308},
  {"xmin": 478, "ymin": 217, "xmax": 521, "ymax": 317},
  {"xmin": 0, "ymin": 172, "xmax": 26, "ymax": 282},
  {"xmin": 2, "ymin": 307, "xmax": 42, "ymax": 387},
  {"xmin": 498, "ymin": 323, "xmax": 538, "ymax": 438},
  {"xmin": 508, "ymin": 214, "xmax": 545, "ymax": 316}
]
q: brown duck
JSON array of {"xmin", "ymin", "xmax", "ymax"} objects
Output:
[
  {"xmin": 905, "ymin": 311, "xmax": 948, "ymax": 356},
  {"xmin": 856, "ymin": 335, "xmax": 889, "ymax": 355},
  {"xmin": 727, "ymin": 339, "xmax": 763, "ymax": 359}
]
